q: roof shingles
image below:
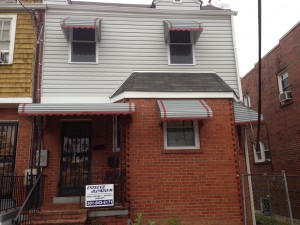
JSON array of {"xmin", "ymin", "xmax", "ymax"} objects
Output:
[{"xmin": 111, "ymin": 72, "xmax": 234, "ymax": 98}]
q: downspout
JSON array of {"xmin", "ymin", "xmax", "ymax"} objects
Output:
[
  {"xmin": 30, "ymin": 9, "xmax": 45, "ymax": 174},
  {"xmin": 244, "ymin": 128, "xmax": 256, "ymax": 225}
]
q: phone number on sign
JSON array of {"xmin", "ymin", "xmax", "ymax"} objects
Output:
[{"xmin": 86, "ymin": 200, "xmax": 113, "ymax": 206}]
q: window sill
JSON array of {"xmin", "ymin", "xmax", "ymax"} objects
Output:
[
  {"xmin": 254, "ymin": 160, "xmax": 271, "ymax": 165},
  {"xmin": 280, "ymin": 100, "xmax": 293, "ymax": 108},
  {"xmin": 163, "ymin": 149, "xmax": 201, "ymax": 154},
  {"xmin": 168, "ymin": 63, "xmax": 196, "ymax": 66},
  {"xmin": 69, "ymin": 62, "xmax": 98, "ymax": 65}
]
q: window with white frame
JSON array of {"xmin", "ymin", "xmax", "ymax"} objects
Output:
[
  {"xmin": 278, "ymin": 71, "xmax": 291, "ymax": 93},
  {"xmin": 243, "ymin": 95, "xmax": 251, "ymax": 107},
  {"xmin": 164, "ymin": 120, "xmax": 200, "ymax": 149},
  {"xmin": 0, "ymin": 15, "xmax": 17, "ymax": 64},
  {"xmin": 70, "ymin": 28, "xmax": 97, "ymax": 63},
  {"xmin": 169, "ymin": 31, "xmax": 194, "ymax": 65},
  {"xmin": 253, "ymin": 140, "xmax": 271, "ymax": 163}
]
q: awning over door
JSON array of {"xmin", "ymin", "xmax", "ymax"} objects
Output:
[
  {"xmin": 157, "ymin": 100, "xmax": 213, "ymax": 121},
  {"xmin": 60, "ymin": 17, "xmax": 101, "ymax": 41},
  {"xmin": 163, "ymin": 20, "xmax": 203, "ymax": 44},
  {"xmin": 18, "ymin": 103, "xmax": 135, "ymax": 116},
  {"xmin": 234, "ymin": 102, "xmax": 263, "ymax": 125}
]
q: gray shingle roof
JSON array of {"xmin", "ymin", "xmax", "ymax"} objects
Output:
[{"xmin": 111, "ymin": 72, "xmax": 234, "ymax": 98}]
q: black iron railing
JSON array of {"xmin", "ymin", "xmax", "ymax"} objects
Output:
[
  {"xmin": 0, "ymin": 175, "xmax": 28, "ymax": 211},
  {"xmin": 12, "ymin": 174, "xmax": 45, "ymax": 225}
]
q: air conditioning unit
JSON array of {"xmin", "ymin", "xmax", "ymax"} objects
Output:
[
  {"xmin": 279, "ymin": 91, "xmax": 292, "ymax": 102},
  {"xmin": 0, "ymin": 51, "xmax": 9, "ymax": 64}
]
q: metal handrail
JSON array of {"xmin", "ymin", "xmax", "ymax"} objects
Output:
[
  {"xmin": 12, "ymin": 174, "xmax": 44, "ymax": 225},
  {"xmin": 0, "ymin": 175, "xmax": 27, "ymax": 211}
]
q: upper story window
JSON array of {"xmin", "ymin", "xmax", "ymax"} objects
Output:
[
  {"xmin": 253, "ymin": 140, "xmax": 270, "ymax": 163},
  {"xmin": 277, "ymin": 71, "xmax": 292, "ymax": 104},
  {"xmin": 60, "ymin": 17, "xmax": 101, "ymax": 64},
  {"xmin": 71, "ymin": 28, "xmax": 97, "ymax": 63},
  {"xmin": 163, "ymin": 20, "xmax": 203, "ymax": 65},
  {"xmin": 164, "ymin": 120, "xmax": 200, "ymax": 150},
  {"xmin": 169, "ymin": 31, "xmax": 194, "ymax": 65},
  {"xmin": 0, "ymin": 15, "xmax": 17, "ymax": 64},
  {"xmin": 243, "ymin": 95, "xmax": 251, "ymax": 107}
]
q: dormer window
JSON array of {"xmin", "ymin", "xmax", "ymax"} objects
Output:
[{"xmin": 163, "ymin": 20, "xmax": 203, "ymax": 65}]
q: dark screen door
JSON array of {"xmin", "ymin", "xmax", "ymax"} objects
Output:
[{"xmin": 59, "ymin": 122, "xmax": 92, "ymax": 196}]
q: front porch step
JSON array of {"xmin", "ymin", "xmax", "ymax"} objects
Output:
[{"xmin": 33, "ymin": 209, "xmax": 87, "ymax": 225}]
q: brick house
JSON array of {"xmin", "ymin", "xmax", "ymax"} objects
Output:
[
  {"xmin": 1, "ymin": 0, "xmax": 258, "ymax": 224},
  {"xmin": 241, "ymin": 21, "xmax": 300, "ymax": 219}
]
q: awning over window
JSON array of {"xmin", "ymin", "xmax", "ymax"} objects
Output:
[
  {"xmin": 234, "ymin": 102, "xmax": 263, "ymax": 125},
  {"xmin": 18, "ymin": 103, "xmax": 135, "ymax": 116},
  {"xmin": 157, "ymin": 100, "xmax": 213, "ymax": 121},
  {"xmin": 163, "ymin": 20, "xmax": 203, "ymax": 44},
  {"xmin": 60, "ymin": 17, "xmax": 101, "ymax": 41}
]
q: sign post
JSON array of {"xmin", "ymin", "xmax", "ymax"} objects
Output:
[{"xmin": 85, "ymin": 184, "xmax": 114, "ymax": 207}]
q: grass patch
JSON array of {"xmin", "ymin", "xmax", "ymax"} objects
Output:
[{"xmin": 256, "ymin": 214, "xmax": 291, "ymax": 225}]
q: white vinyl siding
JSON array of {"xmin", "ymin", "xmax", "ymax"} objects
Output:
[{"xmin": 42, "ymin": 9, "xmax": 238, "ymax": 103}]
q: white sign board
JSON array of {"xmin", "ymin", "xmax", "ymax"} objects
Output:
[{"xmin": 85, "ymin": 184, "xmax": 114, "ymax": 207}]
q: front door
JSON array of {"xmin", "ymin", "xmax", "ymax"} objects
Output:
[{"xmin": 59, "ymin": 122, "xmax": 92, "ymax": 196}]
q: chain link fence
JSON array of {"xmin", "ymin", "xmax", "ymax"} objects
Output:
[{"xmin": 241, "ymin": 172, "xmax": 300, "ymax": 225}]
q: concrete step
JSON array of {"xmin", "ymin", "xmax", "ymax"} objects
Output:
[{"xmin": 32, "ymin": 209, "xmax": 87, "ymax": 225}]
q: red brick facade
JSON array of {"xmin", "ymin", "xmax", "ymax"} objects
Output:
[
  {"xmin": 16, "ymin": 98, "xmax": 244, "ymax": 224},
  {"xmin": 126, "ymin": 99, "xmax": 243, "ymax": 224}
]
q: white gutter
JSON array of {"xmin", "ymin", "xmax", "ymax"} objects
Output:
[
  {"xmin": 47, "ymin": 4, "xmax": 237, "ymax": 16},
  {"xmin": 0, "ymin": 4, "xmax": 47, "ymax": 11}
]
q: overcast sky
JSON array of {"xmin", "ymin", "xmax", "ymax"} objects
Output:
[{"xmin": 75, "ymin": 0, "xmax": 300, "ymax": 76}]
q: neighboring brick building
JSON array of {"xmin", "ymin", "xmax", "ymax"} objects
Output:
[
  {"xmin": 0, "ymin": 0, "xmax": 45, "ymax": 223},
  {"xmin": 241, "ymin": 20, "xmax": 300, "ymax": 219},
  {"xmin": 1, "ymin": 0, "xmax": 257, "ymax": 224}
]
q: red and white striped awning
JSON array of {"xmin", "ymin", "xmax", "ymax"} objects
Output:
[
  {"xmin": 60, "ymin": 17, "xmax": 101, "ymax": 41},
  {"xmin": 157, "ymin": 100, "xmax": 213, "ymax": 121},
  {"xmin": 18, "ymin": 103, "xmax": 135, "ymax": 116},
  {"xmin": 163, "ymin": 20, "xmax": 203, "ymax": 44}
]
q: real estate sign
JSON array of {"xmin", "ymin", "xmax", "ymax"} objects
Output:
[{"xmin": 85, "ymin": 184, "xmax": 114, "ymax": 207}]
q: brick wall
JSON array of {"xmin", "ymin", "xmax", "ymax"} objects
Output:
[
  {"xmin": 126, "ymin": 98, "xmax": 243, "ymax": 225},
  {"xmin": 241, "ymin": 22, "xmax": 300, "ymax": 176}
]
